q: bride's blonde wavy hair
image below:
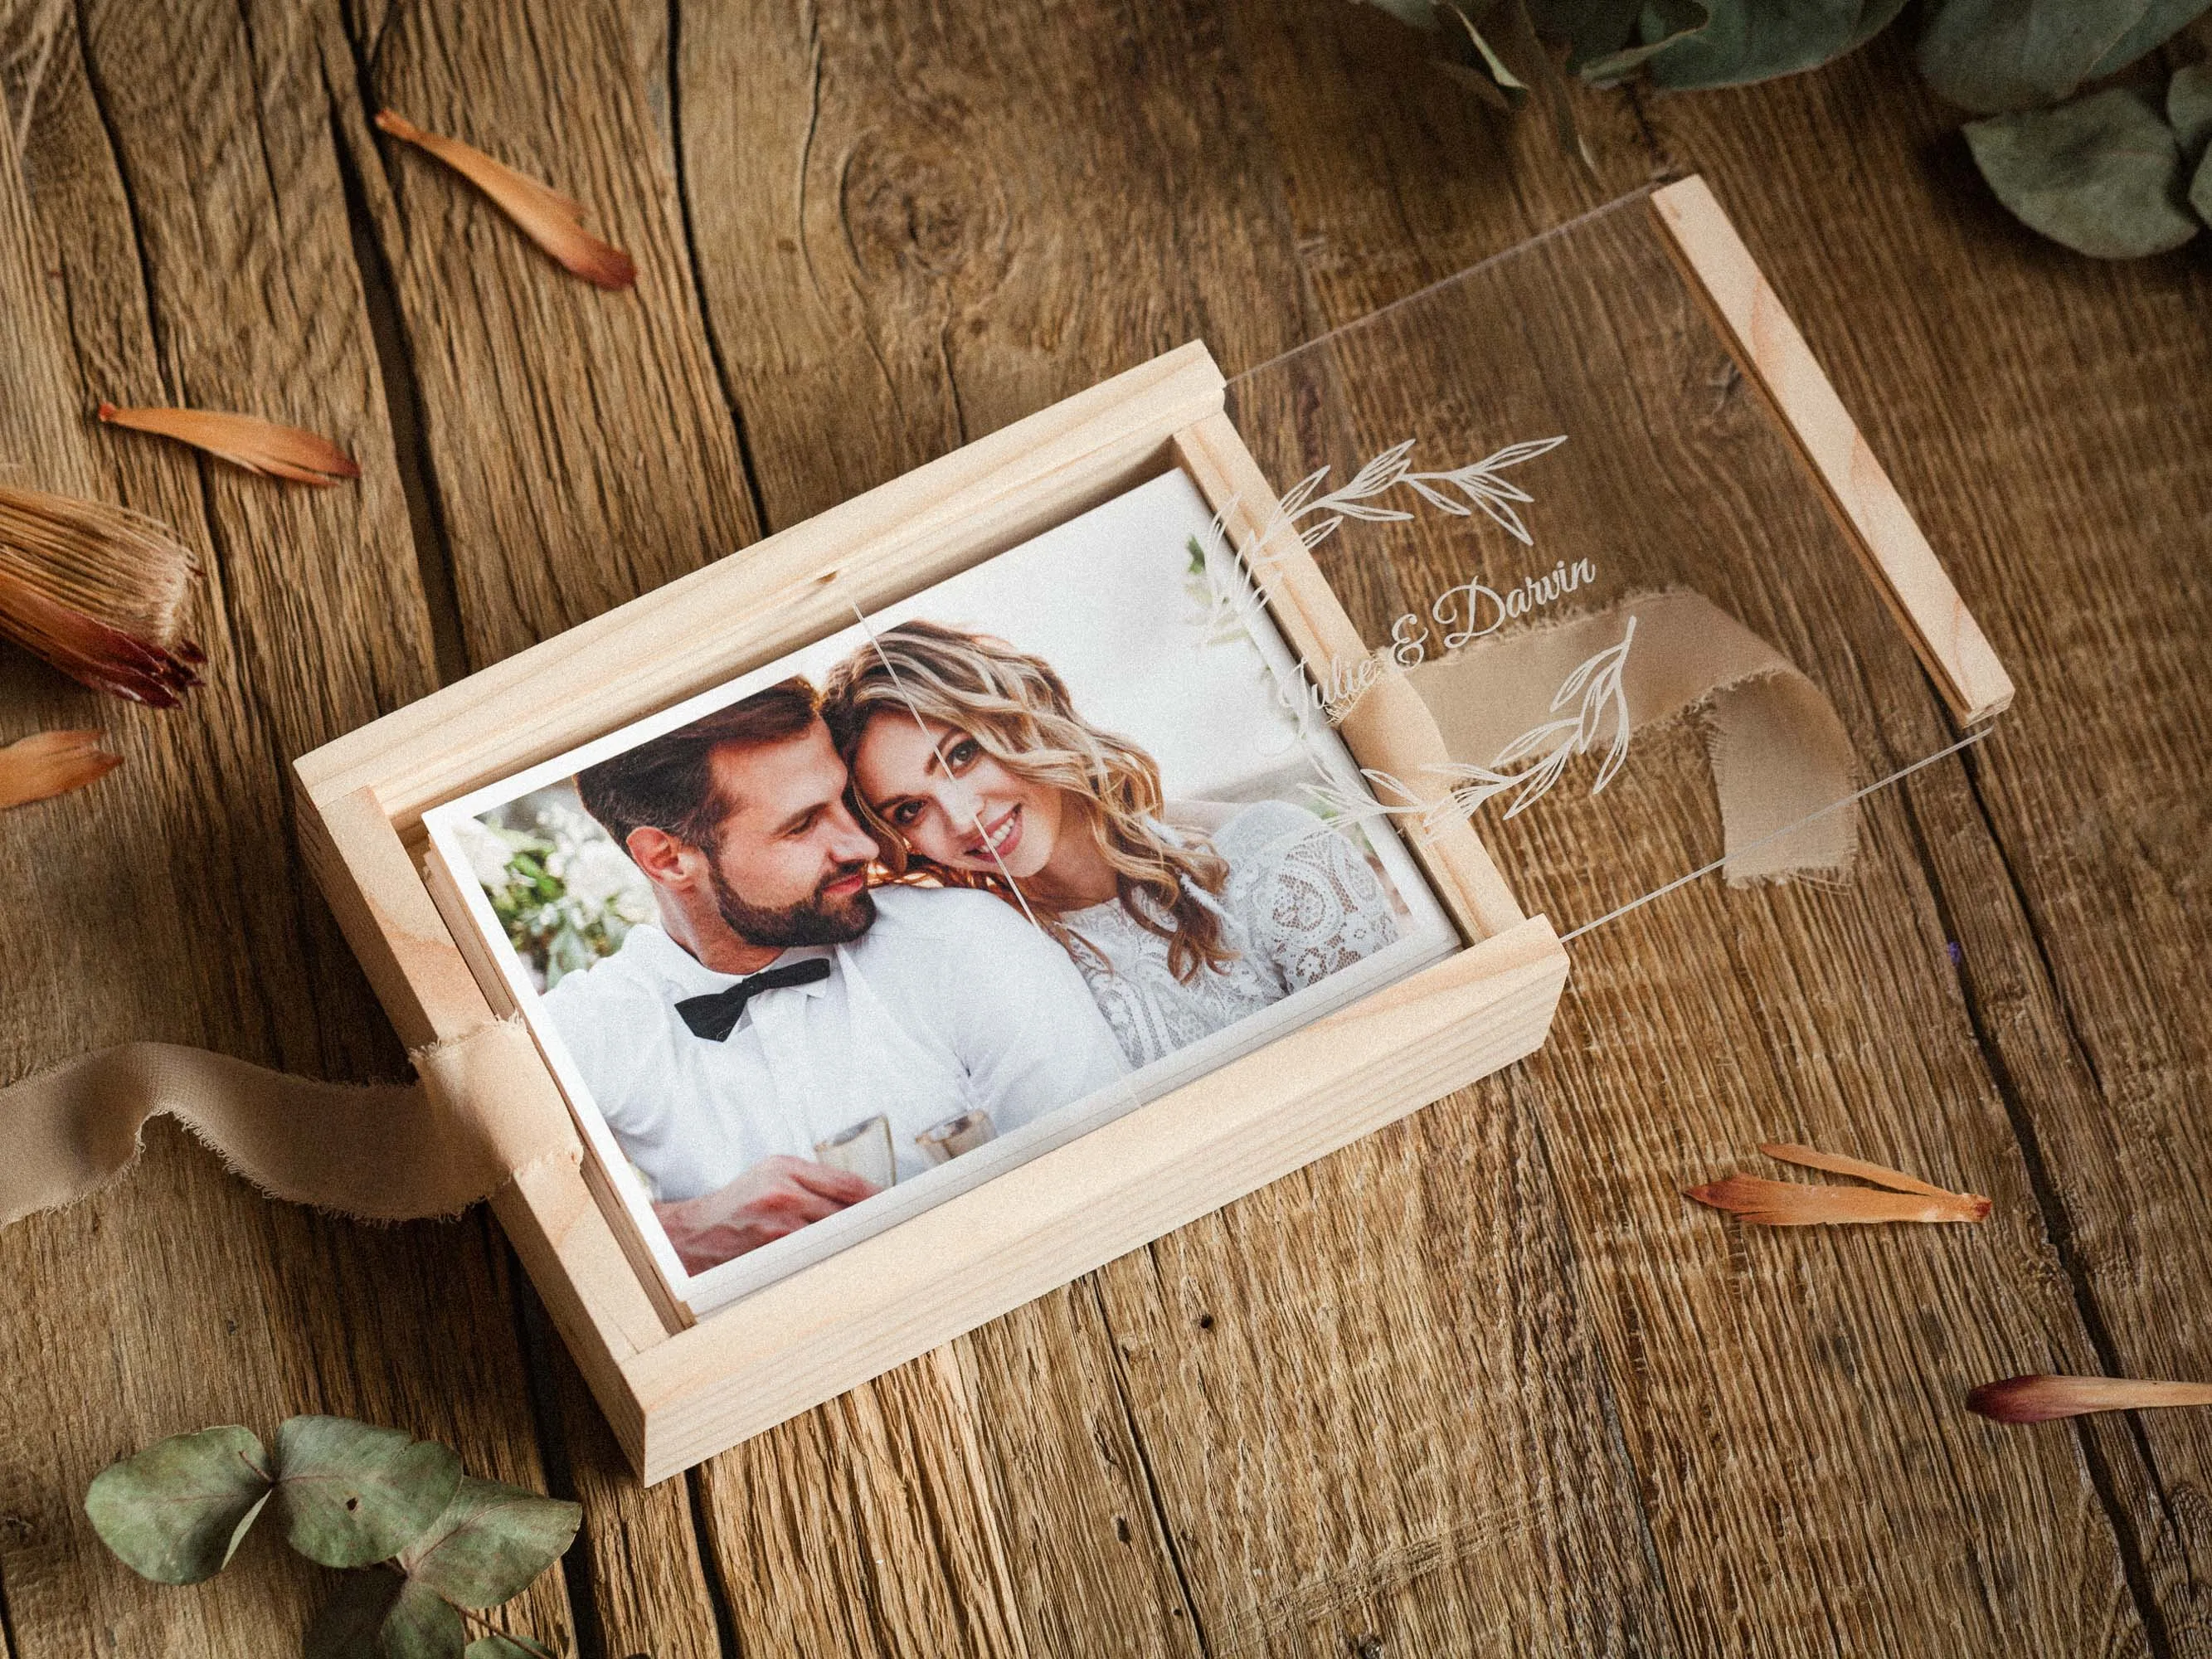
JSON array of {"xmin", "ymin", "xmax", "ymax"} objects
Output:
[{"xmin": 819, "ymin": 620, "xmax": 1236, "ymax": 982}]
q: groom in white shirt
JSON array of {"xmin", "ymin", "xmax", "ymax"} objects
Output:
[{"xmin": 542, "ymin": 677, "xmax": 1125, "ymax": 1272}]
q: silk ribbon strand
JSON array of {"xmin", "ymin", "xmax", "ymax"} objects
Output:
[
  {"xmin": 1405, "ymin": 590, "xmax": 1860, "ymax": 883},
  {"xmin": 0, "ymin": 1017, "xmax": 581, "ymax": 1228}
]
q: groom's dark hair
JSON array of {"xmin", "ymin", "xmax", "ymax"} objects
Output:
[{"xmin": 576, "ymin": 677, "xmax": 821, "ymax": 853}]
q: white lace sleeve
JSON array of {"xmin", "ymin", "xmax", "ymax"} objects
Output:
[{"xmin": 1246, "ymin": 818, "xmax": 1402, "ymax": 992}]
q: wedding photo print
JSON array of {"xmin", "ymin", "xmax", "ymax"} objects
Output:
[{"xmin": 425, "ymin": 470, "xmax": 1456, "ymax": 1312}]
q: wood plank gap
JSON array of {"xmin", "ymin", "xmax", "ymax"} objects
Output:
[
  {"xmin": 66, "ymin": 0, "xmax": 167, "ymax": 382},
  {"xmin": 0, "ymin": 1539, "xmax": 20, "ymax": 1659},
  {"xmin": 323, "ymin": 79, "xmax": 471, "ymax": 687},
  {"xmin": 1087, "ymin": 1273, "xmax": 1213, "ymax": 1656},
  {"xmin": 1893, "ymin": 759, "xmax": 2179, "ymax": 1659},
  {"xmin": 664, "ymin": 0, "xmax": 773, "ymax": 544},
  {"xmin": 514, "ymin": 1275, "xmax": 609, "ymax": 1659},
  {"xmin": 682, "ymin": 1467, "xmax": 747, "ymax": 1659}
]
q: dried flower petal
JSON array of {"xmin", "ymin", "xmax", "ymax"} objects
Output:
[
  {"xmin": 1759, "ymin": 1143, "xmax": 1968, "ymax": 1201},
  {"xmin": 0, "ymin": 489, "xmax": 204, "ymax": 706},
  {"xmin": 1966, "ymin": 1374, "xmax": 2212, "ymax": 1424},
  {"xmin": 0, "ymin": 729, "xmax": 121, "ymax": 809},
  {"xmin": 374, "ymin": 109, "xmax": 637, "ymax": 290},
  {"xmin": 1684, "ymin": 1175, "xmax": 1987, "ymax": 1226},
  {"xmin": 97, "ymin": 404, "xmax": 359, "ymax": 486}
]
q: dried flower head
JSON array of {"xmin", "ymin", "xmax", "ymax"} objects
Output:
[
  {"xmin": 97, "ymin": 403, "xmax": 359, "ymax": 486},
  {"xmin": 374, "ymin": 109, "xmax": 637, "ymax": 290},
  {"xmin": 0, "ymin": 486, "xmax": 204, "ymax": 706}
]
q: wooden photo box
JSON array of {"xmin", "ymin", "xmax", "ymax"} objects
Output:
[{"xmin": 294, "ymin": 177, "xmax": 2007, "ymax": 1482}]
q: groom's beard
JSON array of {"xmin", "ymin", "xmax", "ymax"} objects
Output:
[{"xmin": 709, "ymin": 859, "xmax": 876, "ymax": 949}]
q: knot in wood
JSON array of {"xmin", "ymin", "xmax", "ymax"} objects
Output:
[{"xmin": 839, "ymin": 132, "xmax": 1004, "ymax": 282}]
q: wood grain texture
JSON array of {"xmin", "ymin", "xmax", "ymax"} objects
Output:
[
  {"xmin": 5, "ymin": 0, "xmax": 2210, "ymax": 1653},
  {"xmin": 1639, "ymin": 31, "xmax": 2212, "ymax": 1652},
  {"xmin": 0, "ymin": 5, "xmax": 571, "ymax": 1656},
  {"xmin": 1650, "ymin": 177, "xmax": 2014, "ymax": 727},
  {"xmin": 334, "ymin": 0, "xmax": 759, "ymax": 670}
]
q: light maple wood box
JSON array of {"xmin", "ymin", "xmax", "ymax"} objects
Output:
[{"xmin": 294, "ymin": 178, "xmax": 2007, "ymax": 1483}]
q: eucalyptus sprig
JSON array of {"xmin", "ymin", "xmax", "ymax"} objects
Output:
[
  {"xmin": 85, "ymin": 1416, "xmax": 579, "ymax": 1658},
  {"xmin": 1363, "ymin": 0, "xmax": 2212, "ymax": 260}
]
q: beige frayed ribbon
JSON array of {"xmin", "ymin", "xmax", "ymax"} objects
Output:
[
  {"xmin": 0, "ymin": 1017, "xmax": 581, "ymax": 1228},
  {"xmin": 1406, "ymin": 589, "xmax": 1859, "ymax": 883}
]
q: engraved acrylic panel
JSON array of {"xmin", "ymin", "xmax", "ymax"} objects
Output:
[{"xmin": 1223, "ymin": 187, "xmax": 2005, "ymax": 940}]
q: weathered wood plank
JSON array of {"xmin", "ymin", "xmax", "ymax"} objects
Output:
[
  {"xmin": 333, "ymin": 0, "xmax": 759, "ymax": 672},
  {"xmin": 320, "ymin": 0, "xmax": 769, "ymax": 1644},
  {"xmin": 0, "ymin": 1, "xmax": 569, "ymax": 1652},
  {"xmin": 1639, "ymin": 32, "xmax": 2212, "ymax": 1649},
  {"xmin": 1232, "ymin": 15, "xmax": 2156, "ymax": 1654}
]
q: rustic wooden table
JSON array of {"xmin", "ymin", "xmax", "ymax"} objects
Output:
[{"xmin": 2, "ymin": 3, "xmax": 2208, "ymax": 1655}]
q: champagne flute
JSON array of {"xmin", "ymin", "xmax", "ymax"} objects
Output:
[{"xmin": 814, "ymin": 1114, "xmax": 896, "ymax": 1190}]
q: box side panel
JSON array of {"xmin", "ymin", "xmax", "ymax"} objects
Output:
[
  {"xmin": 1650, "ymin": 177, "xmax": 2013, "ymax": 725},
  {"xmin": 624, "ymin": 916, "xmax": 1568, "ymax": 1482},
  {"xmin": 1173, "ymin": 412, "xmax": 1527, "ymax": 940},
  {"xmin": 298, "ymin": 343, "xmax": 1228, "ymax": 825},
  {"xmin": 294, "ymin": 782, "xmax": 666, "ymax": 1445}
]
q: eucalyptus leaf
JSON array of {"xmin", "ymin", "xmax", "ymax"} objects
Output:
[
  {"xmin": 1644, "ymin": 0, "xmax": 1894, "ymax": 90},
  {"xmin": 2086, "ymin": 0, "xmax": 2212, "ymax": 80},
  {"xmin": 1524, "ymin": 0, "xmax": 1639, "ymax": 66},
  {"xmin": 380, "ymin": 1579, "xmax": 471, "ymax": 1659},
  {"xmin": 303, "ymin": 1569, "xmax": 404, "ymax": 1659},
  {"xmin": 2192, "ymin": 145, "xmax": 2212, "ymax": 223},
  {"xmin": 300, "ymin": 1569, "xmax": 473, "ymax": 1659},
  {"xmin": 464, "ymin": 1636, "xmax": 557, "ymax": 1659},
  {"xmin": 2171, "ymin": 63, "xmax": 2212, "ymax": 159},
  {"xmin": 1577, "ymin": 0, "xmax": 1713, "ymax": 83},
  {"xmin": 1356, "ymin": 0, "xmax": 1444, "ymax": 27},
  {"xmin": 398, "ymin": 1477, "xmax": 582, "ymax": 1610},
  {"xmin": 1446, "ymin": 0, "xmax": 1591, "ymax": 162},
  {"xmin": 1438, "ymin": 0, "xmax": 1529, "ymax": 105},
  {"xmin": 1966, "ymin": 88, "xmax": 2200, "ymax": 256},
  {"xmin": 84, "ymin": 1425, "xmax": 272, "ymax": 1584},
  {"xmin": 1918, "ymin": 0, "xmax": 2155, "ymax": 114},
  {"xmin": 272, "ymin": 1417, "xmax": 464, "ymax": 1570}
]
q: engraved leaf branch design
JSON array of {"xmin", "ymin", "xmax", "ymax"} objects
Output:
[{"xmin": 1307, "ymin": 615, "xmax": 1636, "ymax": 832}]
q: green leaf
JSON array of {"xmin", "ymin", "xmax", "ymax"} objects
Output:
[
  {"xmin": 303, "ymin": 1569, "xmax": 403, "ymax": 1659},
  {"xmin": 2171, "ymin": 63, "xmax": 2212, "ymax": 159},
  {"xmin": 1355, "ymin": 0, "xmax": 1445, "ymax": 27},
  {"xmin": 272, "ymin": 1418, "xmax": 463, "ymax": 1570},
  {"xmin": 84, "ymin": 1425, "xmax": 272, "ymax": 1584},
  {"xmin": 302, "ymin": 1568, "xmax": 469, "ymax": 1659},
  {"xmin": 1966, "ymin": 88, "xmax": 2200, "ymax": 256},
  {"xmin": 1575, "ymin": 0, "xmax": 1713, "ymax": 83},
  {"xmin": 2087, "ymin": 0, "xmax": 2212, "ymax": 79},
  {"xmin": 1524, "ymin": 0, "xmax": 1640, "ymax": 66},
  {"xmin": 465, "ymin": 1636, "xmax": 557, "ymax": 1659},
  {"xmin": 1643, "ymin": 0, "xmax": 1895, "ymax": 90},
  {"xmin": 2193, "ymin": 144, "xmax": 2212, "ymax": 224},
  {"xmin": 1442, "ymin": 0, "xmax": 1591, "ymax": 162},
  {"xmin": 1918, "ymin": 0, "xmax": 2158, "ymax": 114},
  {"xmin": 398, "ymin": 1477, "xmax": 582, "ymax": 1609},
  {"xmin": 381, "ymin": 1579, "xmax": 471, "ymax": 1659}
]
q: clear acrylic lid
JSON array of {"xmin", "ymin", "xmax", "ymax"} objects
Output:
[{"xmin": 1223, "ymin": 184, "xmax": 2009, "ymax": 941}]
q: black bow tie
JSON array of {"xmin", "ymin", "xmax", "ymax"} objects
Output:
[{"xmin": 675, "ymin": 958, "xmax": 833, "ymax": 1041}]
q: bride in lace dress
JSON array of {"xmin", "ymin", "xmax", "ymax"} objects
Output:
[{"xmin": 819, "ymin": 621, "xmax": 1401, "ymax": 1069}]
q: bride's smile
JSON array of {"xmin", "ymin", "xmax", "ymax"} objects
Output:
[{"xmin": 852, "ymin": 716, "xmax": 1066, "ymax": 884}]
